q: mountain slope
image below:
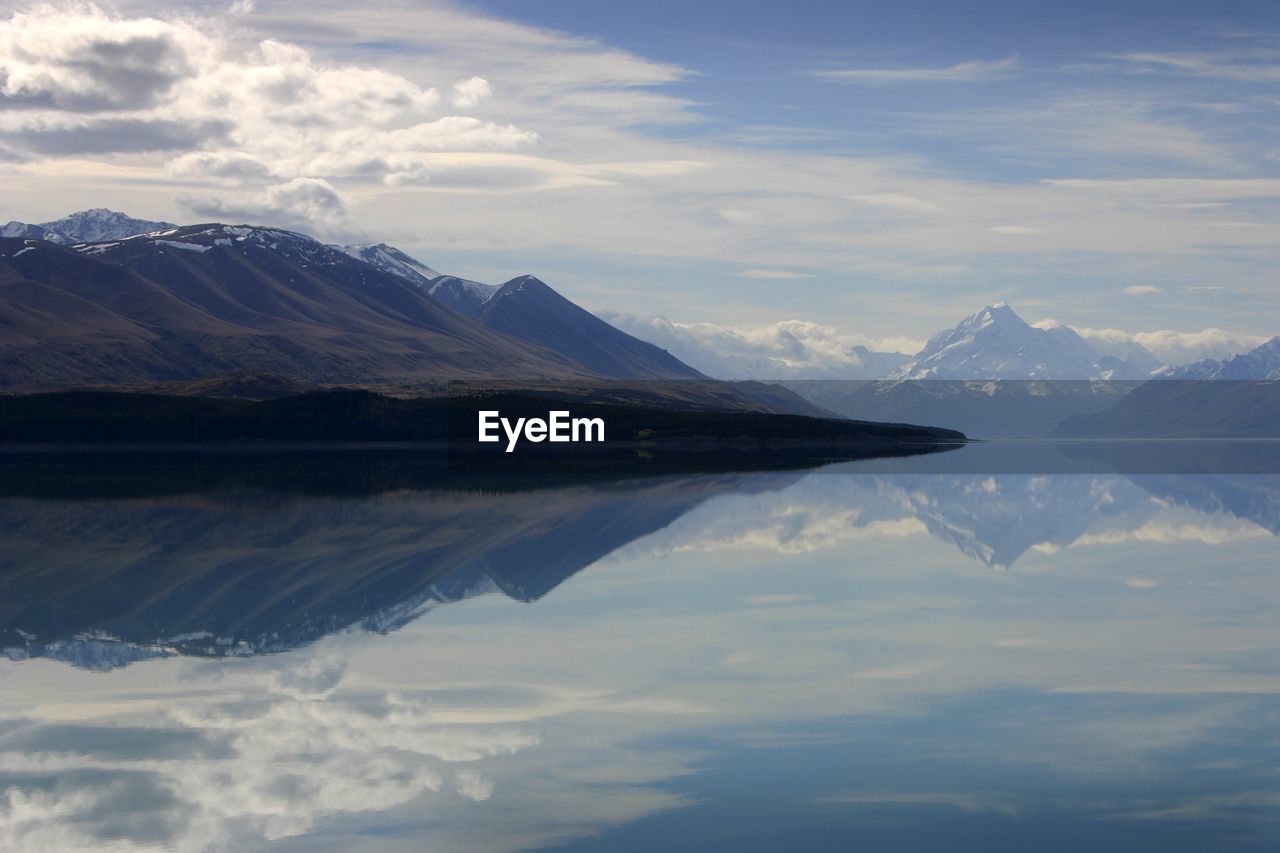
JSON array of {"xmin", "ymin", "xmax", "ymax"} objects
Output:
[
  {"xmin": 1053, "ymin": 380, "xmax": 1280, "ymax": 438},
  {"xmin": 1163, "ymin": 336, "xmax": 1280, "ymax": 380},
  {"xmin": 0, "ymin": 229, "xmax": 593, "ymax": 387},
  {"xmin": 330, "ymin": 244, "xmax": 701, "ymax": 380},
  {"xmin": 473, "ymin": 275, "xmax": 705, "ymax": 380},
  {"xmin": 427, "ymin": 275, "xmax": 500, "ymax": 315}
]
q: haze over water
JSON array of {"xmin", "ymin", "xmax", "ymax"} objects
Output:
[{"xmin": 2, "ymin": 443, "xmax": 1279, "ymax": 851}]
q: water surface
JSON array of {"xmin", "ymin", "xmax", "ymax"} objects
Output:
[{"xmin": 2, "ymin": 442, "xmax": 1279, "ymax": 851}]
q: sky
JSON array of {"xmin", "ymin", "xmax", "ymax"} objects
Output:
[{"xmin": 2, "ymin": 0, "xmax": 1279, "ymax": 360}]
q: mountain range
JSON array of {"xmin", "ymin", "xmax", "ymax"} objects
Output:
[
  {"xmin": 610, "ymin": 302, "xmax": 1276, "ymax": 384},
  {"xmin": 0, "ymin": 210, "xmax": 720, "ymax": 399},
  {"xmin": 766, "ymin": 304, "xmax": 1279, "ymax": 437},
  {"xmin": 3, "ymin": 207, "xmax": 1277, "ymax": 437}
]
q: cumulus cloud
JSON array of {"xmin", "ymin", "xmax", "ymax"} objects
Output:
[
  {"xmin": 0, "ymin": 4, "xmax": 544, "ymax": 230},
  {"xmin": 0, "ymin": 5, "xmax": 207, "ymax": 110},
  {"xmin": 599, "ymin": 312, "xmax": 919, "ymax": 379},
  {"xmin": 452, "ymin": 76, "xmax": 492, "ymax": 108},
  {"xmin": 1073, "ymin": 326, "xmax": 1268, "ymax": 363},
  {"xmin": 182, "ymin": 177, "xmax": 350, "ymax": 236}
]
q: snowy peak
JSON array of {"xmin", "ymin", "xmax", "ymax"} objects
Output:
[
  {"xmin": 892, "ymin": 303, "xmax": 1124, "ymax": 380},
  {"xmin": 0, "ymin": 220, "xmax": 71, "ymax": 244},
  {"xmin": 3, "ymin": 209, "xmax": 173, "ymax": 245},
  {"xmin": 70, "ymin": 223, "xmax": 347, "ymax": 266},
  {"xmin": 336, "ymin": 243, "xmax": 441, "ymax": 288},
  {"xmin": 44, "ymin": 209, "xmax": 174, "ymax": 243}
]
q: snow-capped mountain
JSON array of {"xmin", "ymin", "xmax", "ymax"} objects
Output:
[
  {"xmin": 2, "ymin": 208, "xmax": 174, "ymax": 245},
  {"xmin": 1160, "ymin": 335, "xmax": 1280, "ymax": 380},
  {"xmin": 889, "ymin": 303, "xmax": 1160, "ymax": 380},
  {"xmin": 336, "ymin": 242, "xmax": 441, "ymax": 287},
  {"xmin": 0, "ymin": 220, "xmax": 71, "ymax": 244}
]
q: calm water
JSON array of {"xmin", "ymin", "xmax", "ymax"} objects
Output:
[{"xmin": 2, "ymin": 443, "xmax": 1279, "ymax": 851}]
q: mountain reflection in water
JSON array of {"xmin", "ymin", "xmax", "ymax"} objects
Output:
[{"xmin": 1, "ymin": 443, "xmax": 1279, "ymax": 851}]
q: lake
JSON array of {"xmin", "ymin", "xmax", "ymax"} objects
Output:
[{"xmin": 2, "ymin": 442, "xmax": 1279, "ymax": 851}]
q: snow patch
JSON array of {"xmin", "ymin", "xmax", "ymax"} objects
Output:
[{"xmin": 155, "ymin": 240, "xmax": 212, "ymax": 253}]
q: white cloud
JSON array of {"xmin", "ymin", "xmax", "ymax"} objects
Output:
[
  {"xmin": 183, "ymin": 177, "xmax": 350, "ymax": 236},
  {"xmin": 452, "ymin": 76, "xmax": 492, "ymax": 108},
  {"xmin": 813, "ymin": 56, "xmax": 1017, "ymax": 84},
  {"xmin": 1073, "ymin": 326, "xmax": 1268, "ymax": 363},
  {"xmin": 599, "ymin": 312, "xmax": 919, "ymax": 379},
  {"xmin": 1126, "ymin": 578, "xmax": 1162, "ymax": 589},
  {"xmin": 3, "ymin": 2, "xmax": 1280, "ymax": 339},
  {"xmin": 0, "ymin": 4, "xmax": 210, "ymax": 111},
  {"xmin": 1124, "ymin": 284, "xmax": 1162, "ymax": 295},
  {"xmin": 1074, "ymin": 521, "xmax": 1271, "ymax": 548},
  {"xmin": 167, "ymin": 150, "xmax": 275, "ymax": 184}
]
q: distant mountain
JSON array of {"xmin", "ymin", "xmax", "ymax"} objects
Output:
[
  {"xmin": 890, "ymin": 303, "xmax": 1156, "ymax": 380},
  {"xmin": 44, "ymin": 208, "xmax": 175, "ymax": 243},
  {"xmin": 472, "ymin": 275, "xmax": 705, "ymax": 380},
  {"xmin": 2, "ymin": 208, "xmax": 173, "ymax": 245},
  {"xmin": 1160, "ymin": 336, "xmax": 1280, "ymax": 380},
  {"xmin": 786, "ymin": 379, "xmax": 1137, "ymax": 438},
  {"xmin": 336, "ymin": 242, "xmax": 441, "ymax": 287},
  {"xmin": 0, "ymin": 226, "xmax": 591, "ymax": 387},
  {"xmin": 0, "ymin": 220, "xmax": 71, "ymax": 244}
]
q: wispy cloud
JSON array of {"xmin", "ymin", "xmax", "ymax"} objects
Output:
[
  {"xmin": 812, "ymin": 56, "xmax": 1017, "ymax": 84},
  {"xmin": 1115, "ymin": 50, "xmax": 1280, "ymax": 82},
  {"xmin": 738, "ymin": 268, "xmax": 813, "ymax": 280},
  {"xmin": 1124, "ymin": 284, "xmax": 1162, "ymax": 295},
  {"xmin": 850, "ymin": 193, "xmax": 945, "ymax": 215}
]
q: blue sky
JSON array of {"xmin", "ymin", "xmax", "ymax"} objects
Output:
[{"xmin": 1, "ymin": 0, "xmax": 1279, "ymax": 359}]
